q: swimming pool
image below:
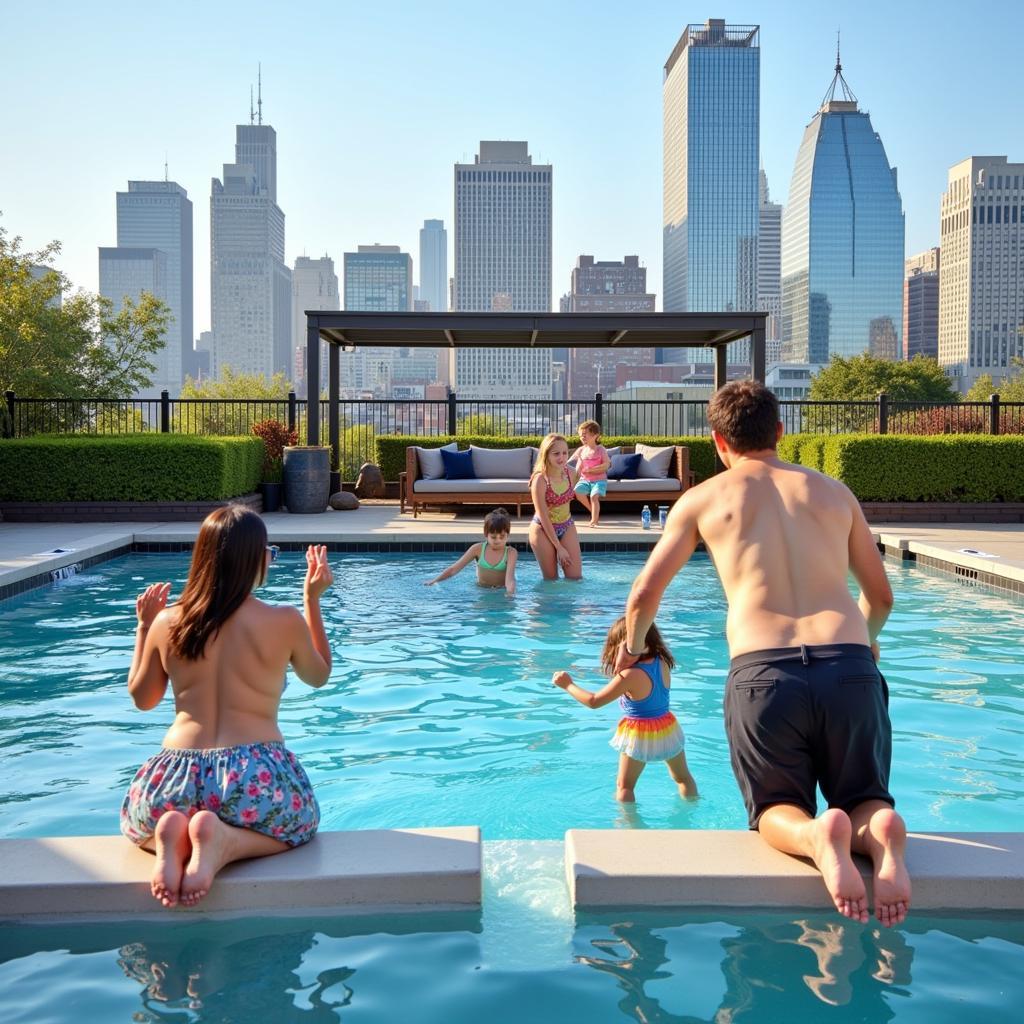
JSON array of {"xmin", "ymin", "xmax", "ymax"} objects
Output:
[
  {"xmin": 1, "ymin": 551, "xmax": 1022, "ymax": 1021},
  {"xmin": 0, "ymin": 551, "xmax": 1021, "ymax": 839}
]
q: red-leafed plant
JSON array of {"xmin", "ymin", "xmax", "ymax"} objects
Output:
[{"xmin": 251, "ymin": 419, "xmax": 298, "ymax": 482}]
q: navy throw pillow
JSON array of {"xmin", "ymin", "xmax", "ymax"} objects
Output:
[
  {"xmin": 608, "ymin": 452, "xmax": 641, "ymax": 480},
  {"xmin": 441, "ymin": 447, "xmax": 477, "ymax": 480}
]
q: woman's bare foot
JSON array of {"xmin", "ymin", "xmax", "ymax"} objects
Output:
[
  {"xmin": 151, "ymin": 810, "xmax": 190, "ymax": 908},
  {"xmin": 808, "ymin": 809, "xmax": 868, "ymax": 924},
  {"xmin": 180, "ymin": 810, "xmax": 229, "ymax": 907}
]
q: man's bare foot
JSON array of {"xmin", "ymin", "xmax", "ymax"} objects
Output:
[
  {"xmin": 151, "ymin": 810, "xmax": 190, "ymax": 908},
  {"xmin": 808, "ymin": 809, "xmax": 868, "ymax": 923},
  {"xmin": 867, "ymin": 808, "xmax": 911, "ymax": 927},
  {"xmin": 180, "ymin": 810, "xmax": 230, "ymax": 907}
]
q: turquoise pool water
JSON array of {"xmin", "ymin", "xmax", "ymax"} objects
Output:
[{"xmin": 0, "ymin": 551, "xmax": 1021, "ymax": 839}]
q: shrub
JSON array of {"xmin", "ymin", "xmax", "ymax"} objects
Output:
[
  {"xmin": 0, "ymin": 434, "xmax": 263, "ymax": 502},
  {"xmin": 251, "ymin": 418, "xmax": 297, "ymax": 482}
]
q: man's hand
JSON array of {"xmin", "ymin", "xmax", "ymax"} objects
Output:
[
  {"xmin": 552, "ymin": 670, "xmax": 572, "ymax": 690},
  {"xmin": 613, "ymin": 642, "xmax": 641, "ymax": 676},
  {"xmin": 136, "ymin": 582, "xmax": 171, "ymax": 629},
  {"xmin": 304, "ymin": 545, "xmax": 333, "ymax": 600}
]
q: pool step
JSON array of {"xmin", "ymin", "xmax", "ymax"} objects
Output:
[
  {"xmin": 0, "ymin": 827, "xmax": 482, "ymax": 920},
  {"xmin": 566, "ymin": 829, "xmax": 1024, "ymax": 911}
]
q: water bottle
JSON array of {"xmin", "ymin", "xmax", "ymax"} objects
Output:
[
  {"xmin": 658, "ymin": 505, "xmax": 669, "ymax": 529},
  {"xmin": 641, "ymin": 505, "xmax": 651, "ymax": 530}
]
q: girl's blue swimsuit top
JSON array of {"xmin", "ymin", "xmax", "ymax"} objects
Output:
[{"xmin": 618, "ymin": 657, "xmax": 670, "ymax": 719}]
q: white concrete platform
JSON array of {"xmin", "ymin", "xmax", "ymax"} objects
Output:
[
  {"xmin": 0, "ymin": 827, "xmax": 482, "ymax": 920},
  {"xmin": 566, "ymin": 829, "xmax": 1024, "ymax": 911}
]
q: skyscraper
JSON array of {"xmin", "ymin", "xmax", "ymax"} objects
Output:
[
  {"xmin": 904, "ymin": 248, "xmax": 940, "ymax": 361},
  {"xmin": 938, "ymin": 156, "xmax": 1024, "ymax": 392},
  {"xmin": 210, "ymin": 113, "xmax": 291, "ymax": 380},
  {"xmin": 780, "ymin": 51, "xmax": 905, "ymax": 364},
  {"xmin": 561, "ymin": 255, "xmax": 656, "ymax": 397},
  {"xmin": 454, "ymin": 141, "xmax": 552, "ymax": 399},
  {"xmin": 108, "ymin": 180, "xmax": 193, "ymax": 393},
  {"xmin": 418, "ymin": 219, "xmax": 447, "ymax": 313},
  {"xmin": 663, "ymin": 19, "xmax": 759, "ymax": 363},
  {"xmin": 292, "ymin": 255, "xmax": 339, "ymax": 389},
  {"xmin": 758, "ymin": 170, "xmax": 783, "ymax": 363}
]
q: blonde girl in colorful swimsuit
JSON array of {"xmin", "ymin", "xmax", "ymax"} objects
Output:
[
  {"xmin": 529, "ymin": 433, "xmax": 583, "ymax": 580},
  {"xmin": 425, "ymin": 507, "xmax": 519, "ymax": 597},
  {"xmin": 552, "ymin": 616, "xmax": 698, "ymax": 802}
]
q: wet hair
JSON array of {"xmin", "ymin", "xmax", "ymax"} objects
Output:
[
  {"xmin": 707, "ymin": 380, "xmax": 780, "ymax": 453},
  {"xmin": 483, "ymin": 508, "xmax": 511, "ymax": 535},
  {"xmin": 600, "ymin": 616, "xmax": 676, "ymax": 675},
  {"xmin": 577, "ymin": 420, "xmax": 602, "ymax": 441},
  {"xmin": 533, "ymin": 433, "xmax": 569, "ymax": 476},
  {"xmin": 168, "ymin": 504, "xmax": 268, "ymax": 661}
]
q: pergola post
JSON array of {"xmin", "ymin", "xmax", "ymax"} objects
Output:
[
  {"xmin": 714, "ymin": 343, "xmax": 728, "ymax": 393},
  {"xmin": 305, "ymin": 315, "xmax": 320, "ymax": 446},
  {"xmin": 752, "ymin": 319, "xmax": 766, "ymax": 383},
  {"xmin": 329, "ymin": 343, "xmax": 340, "ymax": 487}
]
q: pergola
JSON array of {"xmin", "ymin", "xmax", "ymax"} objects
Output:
[{"xmin": 304, "ymin": 310, "xmax": 768, "ymax": 450}]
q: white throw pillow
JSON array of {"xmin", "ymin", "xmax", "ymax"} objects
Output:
[
  {"xmin": 469, "ymin": 445, "xmax": 533, "ymax": 479},
  {"xmin": 634, "ymin": 443, "xmax": 675, "ymax": 479},
  {"xmin": 416, "ymin": 442, "xmax": 459, "ymax": 480}
]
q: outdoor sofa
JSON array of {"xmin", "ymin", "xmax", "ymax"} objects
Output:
[{"xmin": 401, "ymin": 443, "xmax": 692, "ymax": 518}]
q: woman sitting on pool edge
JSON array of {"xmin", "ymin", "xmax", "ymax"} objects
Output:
[
  {"xmin": 120, "ymin": 505, "xmax": 333, "ymax": 908},
  {"xmin": 529, "ymin": 433, "xmax": 582, "ymax": 581},
  {"xmin": 424, "ymin": 507, "xmax": 518, "ymax": 596}
]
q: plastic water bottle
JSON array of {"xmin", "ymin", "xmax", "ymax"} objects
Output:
[
  {"xmin": 658, "ymin": 505, "xmax": 669, "ymax": 529},
  {"xmin": 641, "ymin": 505, "xmax": 651, "ymax": 530}
]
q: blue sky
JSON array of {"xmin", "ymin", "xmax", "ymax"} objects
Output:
[{"xmin": 3, "ymin": 0, "xmax": 1020, "ymax": 333}]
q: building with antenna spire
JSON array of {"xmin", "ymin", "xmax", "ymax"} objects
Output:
[
  {"xmin": 780, "ymin": 40, "xmax": 904, "ymax": 363},
  {"xmin": 209, "ymin": 70, "xmax": 292, "ymax": 379}
]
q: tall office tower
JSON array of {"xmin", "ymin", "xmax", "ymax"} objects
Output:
[
  {"xmin": 419, "ymin": 219, "xmax": 448, "ymax": 312},
  {"xmin": 780, "ymin": 51, "xmax": 904, "ymax": 364},
  {"xmin": 663, "ymin": 19, "xmax": 759, "ymax": 363},
  {"xmin": 758, "ymin": 169, "xmax": 783, "ymax": 358},
  {"xmin": 938, "ymin": 156, "xmax": 1024, "ymax": 392},
  {"xmin": 111, "ymin": 180, "xmax": 193, "ymax": 392},
  {"xmin": 210, "ymin": 113, "xmax": 291, "ymax": 380},
  {"xmin": 343, "ymin": 245, "xmax": 416, "ymax": 396},
  {"xmin": 453, "ymin": 141, "xmax": 552, "ymax": 399},
  {"xmin": 904, "ymin": 248, "xmax": 940, "ymax": 360},
  {"xmin": 291, "ymin": 255, "xmax": 339, "ymax": 389},
  {"xmin": 562, "ymin": 255, "xmax": 656, "ymax": 397},
  {"xmin": 98, "ymin": 247, "xmax": 169, "ymax": 395}
]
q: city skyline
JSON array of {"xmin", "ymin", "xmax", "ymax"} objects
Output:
[{"xmin": 3, "ymin": 1, "xmax": 1021, "ymax": 343}]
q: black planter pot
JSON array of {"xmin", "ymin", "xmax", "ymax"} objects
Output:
[{"xmin": 260, "ymin": 481, "xmax": 283, "ymax": 513}]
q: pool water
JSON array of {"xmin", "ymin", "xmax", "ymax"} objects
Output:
[{"xmin": 0, "ymin": 551, "xmax": 1021, "ymax": 839}]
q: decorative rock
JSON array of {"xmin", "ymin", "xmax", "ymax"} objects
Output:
[
  {"xmin": 354, "ymin": 462, "xmax": 386, "ymax": 499},
  {"xmin": 329, "ymin": 491, "xmax": 360, "ymax": 511}
]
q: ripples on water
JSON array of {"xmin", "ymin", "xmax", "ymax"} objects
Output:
[{"xmin": 0, "ymin": 552, "xmax": 1021, "ymax": 839}]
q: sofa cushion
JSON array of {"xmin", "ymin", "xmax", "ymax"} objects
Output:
[
  {"xmin": 470, "ymin": 445, "xmax": 533, "ymax": 480},
  {"xmin": 441, "ymin": 447, "xmax": 476, "ymax": 480},
  {"xmin": 416, "ymin": 442, "xmax": 459, "ymax": 480},
  {"xmin": 608, "ymin": 452, "xmax": 642, "ymax": 480},
  {"xmin": 606, "ymin": 478, "xmax": 682, "ymax": 493},
  {"xmin": 634, "ymin": 443, "xmax": 675, "ymax": 479},
  {"xmin": 413, "ymin": 478, "xmax": 530, "ymax": 494}
]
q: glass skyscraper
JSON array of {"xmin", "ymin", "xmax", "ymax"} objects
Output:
[
  {"xmin": 781, "ymin": 56, "xmax": 904, "ymax": 364},
  {"xmin": 663, "ymin": 19, "xmax": 759, "ymax": 363}
]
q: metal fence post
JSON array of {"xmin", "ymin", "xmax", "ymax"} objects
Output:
[
  {"xmin": 989, "ymin": 393, "xmax": 1001, "ymax": 435},
  {"xmin": 287, "ymin": 391, "xmax": 297, "ymax": 434},
  {"xmin": 594, "ymin": 391, "xmax": 604, "ymax": 427},
  {"xmin": 877, "ymin": 392, "xmax": 888, "ymax": 435},
  {"xmin": 3, "ymin": 390, "xmax": 14, "ymax": 438},
  {"xmin": 160, "ymin": 390, "xmax": 170, "ymax": 433},
  {"xmin": 447, "ymin": 390, "xmax": 457, "ymax": 436}
]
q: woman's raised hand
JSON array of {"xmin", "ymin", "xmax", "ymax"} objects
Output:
[
  {"xmin": 136, "ymin": 582, "xmax": 171, "ymax": 628},
  {"xmin": 304, "ymin": 545, "xmax": 333, "ymax": 599}
]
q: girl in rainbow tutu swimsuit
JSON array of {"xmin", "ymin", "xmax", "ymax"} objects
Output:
[{"xmin": 552, "ymin": 616, "xmax": 698, "ymax": 802}]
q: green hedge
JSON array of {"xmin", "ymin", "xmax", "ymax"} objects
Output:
[
  {"xmin": 820, "ymin": 435, "xmax": 1024, "ymax": 502},
  {"xmin": 0, "ymin": 434, "xmax": 264, "ymax": 502},
  {"xmin": 375, "ymin": 434, "xmax": 716, "ymax": 483}
]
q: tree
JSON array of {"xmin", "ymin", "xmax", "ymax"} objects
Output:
[
  {"xmin": 177, "ymin": 366, "xmax": 294, "ymax": 434},
  {"xmin": 0, "ymin": 223, "xmax": 170, "ymax": 401},
  {"xmin": 964, "ymin": 359, "xmax": 1024, "ymax": 403},
  {"xmin": 456, "ymin": 412, "xmax": 509, "ymax": 436}
]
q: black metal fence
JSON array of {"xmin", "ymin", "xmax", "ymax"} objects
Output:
[{"xmin": 4, "ymin": 389, "xmax": 1022, "ymax": 478}]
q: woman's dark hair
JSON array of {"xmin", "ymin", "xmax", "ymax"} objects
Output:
[
  {"xmin": 483, "ymin": 507, "xmax": 511, "ymax": 535},
  {"xmin": 168, "ymin": 504, "xmax": 268, "ymax": 661},
  {"xmin": 600, "ymin": 616, "xmax": 675, "ymax": 675},
  {"xmin": 707, "ymin": 380, "xmax": 780, "ymax": 453}
]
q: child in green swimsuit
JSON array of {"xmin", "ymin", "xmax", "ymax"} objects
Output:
[{"xmin": 425, "ymin": 508, "xmax": 518, "ymax": 596}]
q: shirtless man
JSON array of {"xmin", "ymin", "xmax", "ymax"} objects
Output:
[
  {"xmin": 121, "ymin": 506, "xmax": 333, "ymax": 907},
  {"xmin": 617, "ymin": 380, "xmax": 910, "ymax": 927}
]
